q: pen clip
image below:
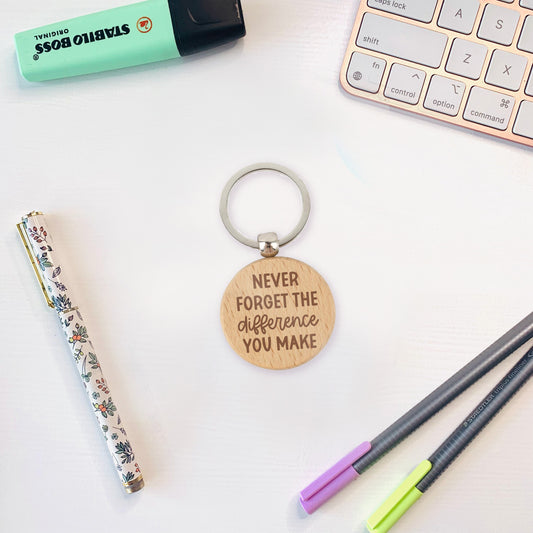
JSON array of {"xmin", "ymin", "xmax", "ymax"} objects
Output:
[
  {"xmin": 299, "ymin": 441, "xmax": 372, "ymax": 514},
  {"xmin": 366, "ymin": 460, "xmax": 432, "ymax": 533},
  {"xmin": 17, "ymin": 216, "xmax": 55, "ymax": 309}
]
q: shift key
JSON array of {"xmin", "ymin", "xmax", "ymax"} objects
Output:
[{"xmin": 356, "ymin": 13, "xmax": 448, "ymax": 68}]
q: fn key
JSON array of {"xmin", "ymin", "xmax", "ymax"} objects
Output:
[{"xmin": 347, "ymin": 52, "xmax": 386, "ymax": 93}]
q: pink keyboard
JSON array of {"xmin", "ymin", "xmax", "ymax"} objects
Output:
[{"xmin": 341, "ymin": 0, "xmax": 533, "ymax": 148}]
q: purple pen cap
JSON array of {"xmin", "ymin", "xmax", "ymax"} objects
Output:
[{"xmin": 299, "ymin": 441, "xmax": 371, "ymax": 514}]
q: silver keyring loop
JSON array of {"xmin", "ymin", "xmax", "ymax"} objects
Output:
[{"xmin": 220, "ymin": 163, "xmax": 311, "ymax": 249}]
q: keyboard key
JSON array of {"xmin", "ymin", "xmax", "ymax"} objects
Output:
[
  {"xmin": 518, "ymin": 16, "xmax": 533, "ymax": 53},
  {"xmin": 356, "ymin": 13, "xmax": 448, "ymax": 68},
  {"xmin": 478, "ymin": 4, "xmax": 520, "ymax": 45},
  {"xmin": 438, "ymin": 0, "xmax": 480, "ymax": 34},
  {"xmin": 384, "ymin": 63, "xmax": 426, "ymax": 104},
  {"xmin": 424, "ymin": 75, "xmax": 466, "ymax": 116},
  {"xmin": 346, "ymin": 52, "xmax": 386, "ymax": 93},
  {"xmin": 464, "ymin": 86, "xmax": 515, "ymax": 130},
  {"xmin": 520, "ymin": 0, "xmax": 533, "ymax": 9},
  {"xmin": 527, "ymin": 67, "xmax": 533, "ymax": 96},
  {"xmin": 446, "ymin": 38, "xmax": 488, "ymax": 79},
  {"xmin": 367, "ymin": 0, "xmax": 438, "ymax": 23},
  {"xmin": 485, "ymin": 49, "xmax": 527, "ymax": 91},
  {"xmin": 513, "ymin": 101, "xmax": 533, "ymax": 139}
]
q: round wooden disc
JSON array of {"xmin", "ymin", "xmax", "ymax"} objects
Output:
[{"xmin": 220, "ymin": 257, "xmax": 335, "ymax": 370}]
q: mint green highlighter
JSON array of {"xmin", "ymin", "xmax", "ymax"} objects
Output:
[{"xmin": 15, "ymin": 0, "xmax": 245, "ymax": 81}]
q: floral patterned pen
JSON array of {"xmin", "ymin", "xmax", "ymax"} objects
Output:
[{"xmin": 17, "ymin": 211, "xmax": 144, "ymax": 493}]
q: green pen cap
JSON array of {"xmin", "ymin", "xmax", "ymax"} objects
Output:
[
  {"xmin": 14, "ymin": 0, "xmax": 245, "ymax": 81},
  {"xmin": 366, "ymin": 460, "xmax": 432, "ymax": 533}
]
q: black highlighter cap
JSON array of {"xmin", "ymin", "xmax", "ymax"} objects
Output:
[{"xmin": 168, "ymin": 0, "xmax": 246, "ymax": 56}]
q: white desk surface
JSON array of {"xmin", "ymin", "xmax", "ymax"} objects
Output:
[{"xmin": 2, "ymin": 1, "xmax": 532, "ymax": 532}]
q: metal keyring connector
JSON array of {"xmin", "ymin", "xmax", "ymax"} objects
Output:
[{"xmin": 220, "ymin": 163, "xmax": 311, "ymax": 249}]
